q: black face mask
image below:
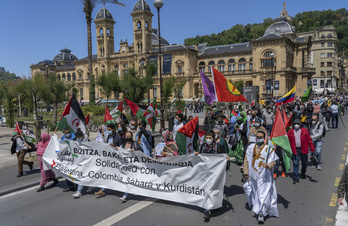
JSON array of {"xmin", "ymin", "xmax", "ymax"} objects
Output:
[
  {"xmin": 237, "ymin": 120, "xmax": 242, "ymax": 124},
  {"xmin": 99, "ymin": 129, "xmax": 103, "ymax": 134},
  {"xmin": 125, "ymin": 138, "xmax": 132, "ymax": 142}
]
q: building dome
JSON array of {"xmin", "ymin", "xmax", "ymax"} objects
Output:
[
  {"xmin": 152, "ymin": 28, "xmax": 169, "ymax": 46},
  {"xmin": 264, "ymin": 17, "xmax": 295, "ymax": 37},
  {"xmin": 96, "ymin": 5, "xmax": 114, "ymax": 20},
  {"xmin": 133, "ymin": 0, "xmax": 151, "ymax": 13},
  {"xmin": 53, "ymin": 48, "xmax": 78, "ymax": 63}
]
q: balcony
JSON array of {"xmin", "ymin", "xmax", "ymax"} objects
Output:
[{"xmin": 286, "ymin": 66, "xmax": 297, "ymax": 73}]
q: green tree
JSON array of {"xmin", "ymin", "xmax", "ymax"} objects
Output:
[
  {"xmin": 173, "ymin": 79, "xmax": 187, "ymax": 103},
  {"xmin": 162, "ymin": 77, "xmax": 176, "ymax": 105},
  {"xmin": 1, "ymin": 80, "xmax": 20, "ymax": 127},
  {"xmin": 96, "ymin": 72, "xmax": 121, "ymax": 105}
]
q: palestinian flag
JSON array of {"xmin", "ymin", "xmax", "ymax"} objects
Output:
[
  {"xmin": 124, "ymin": 98, "xmax": 145, "ymax": 119},
  {"xmin": 143, "ymin": 100, "xmax": 158, "ymax": 132},
  {"xmin": 282, "ymin": 109, "xmax": 292, "ymax": 130},
  {"xmin": 176, "ymin": 116, "xmax": 205, "ymax": 154},
  {"xmin": 231, "ymin": 110, "xmax": 238, "ymax": 117},
  {"xmin": 57, "ymin": 94, "xmax": 86, "ymax": 133},
  {"xmin": 211, "ymin": 67, "xmax": 248, "ymax": 103},
  {"xmin": 14, "ymin": 121, "xmax": 36, "ymax": 144},
  {"xmin": 270, "ymin": 107, "xmax": 292, "ymax": 172},
  {"xmin": 110, "ymin": 101, "xmax": 123, "ymax": 119},
  {"xmin": 104, "ymin": 106, "xmax": 115, "ymax": 125}
]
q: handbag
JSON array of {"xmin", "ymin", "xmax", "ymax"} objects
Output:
[{"xmin": 310, "ymin": 154, "xmax": 319, "ymax": 166}]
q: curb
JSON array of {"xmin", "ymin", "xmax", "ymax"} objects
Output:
[{"xmin": 0, "ymin": 176, "xmax": 62, "ymax": 197}]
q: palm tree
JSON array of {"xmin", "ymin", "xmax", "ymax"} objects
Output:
[{"xmin": 80, "ymin": 0, "xmax": 124, "ymax": 105}]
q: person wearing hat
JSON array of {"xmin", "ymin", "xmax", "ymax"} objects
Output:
[
  {"xmin": 288, "ymin": 119, "xmax": 315, "ymax": 184},
  {"xmin": 11, "ymin": 132, "xmax": 34, "ymax": 177}
]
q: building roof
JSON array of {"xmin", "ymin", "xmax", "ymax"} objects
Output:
[
  {"xmin": 96, "ymin": 5, "xmax": 114, "ymax": 20},
  {"xmin": 76, "ymin": 54, "xmax": 98, "ymax": 62},
  {"xmin": 133, "ymin": 0, "xmax": 151, "ymax": 13},
  {"xmin": 53, "ymin": 48, "xmax": 78, "ymax": 62},
  {"xmin": 199, "ymin": 42, "xmax": 252, "ymax": 56},
  {"xmin": 256, "ymin": 33, "xmax": 282, "ymax": 41},
  {"xmin": 56, "ymin": 63, "xmax": 75, "ymax": 71},
  {"xmin": 264, "ymin": 17, "xmax": 295, "ymax": 37}
]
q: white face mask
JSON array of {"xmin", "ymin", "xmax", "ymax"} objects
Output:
[
  {"xmin": 294, "ymin": 124, "xmax": 300, "ymax": 130},
  {"xmin": 206, "ymin": 139, "xmax": 213, "ymax": 145}
]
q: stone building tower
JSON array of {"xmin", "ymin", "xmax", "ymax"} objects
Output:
[
  {"xmin": 94, "ymin": 5, "xmax": 115, "ymax": 58},
  {"xmin": 131, "ymin": 0, "xmax": 154, "ymax": 54}
]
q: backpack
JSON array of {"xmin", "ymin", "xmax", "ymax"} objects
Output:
[{"xmin": 318, "ymin": 122, "xmax": 326, "ymax": 138}]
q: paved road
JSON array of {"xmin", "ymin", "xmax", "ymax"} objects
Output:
[{"xmin": 0, "ymin": 114, "xmax": 347, "ymax": 225}]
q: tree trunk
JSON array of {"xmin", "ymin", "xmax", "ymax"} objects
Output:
[
  {"xmin": 52, "ymin": 98, "xmax": 58, "ymax": 127},
  {"xmin": 86, "ymin": 8, "xmax": 95, "ymax": 105}
]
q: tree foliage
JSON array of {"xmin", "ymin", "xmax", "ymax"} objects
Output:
[
  {"xmin": 96, "ymin": 72, "xmax": 121, "ymax": 102},
  {"xmin": 184, "ymin": 8, "xmax": 348, "ymax": 55},
  {"xmin": 0, "ymin": 70, "xmax": 20, "ymax": 83},
  {"xmin": 163, "ymin": 77, "xmax": 176, "ymax": 105}
]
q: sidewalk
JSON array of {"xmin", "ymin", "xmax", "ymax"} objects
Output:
[{"xmin": 335, "ymin": 153, "xmax": 348, "ymax": 226}]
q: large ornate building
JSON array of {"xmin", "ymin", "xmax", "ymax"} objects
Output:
[{"xmin": 31, "ymin": 1, "xmax": 319, "ymax": 103}]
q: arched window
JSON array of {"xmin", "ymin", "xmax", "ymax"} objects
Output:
[
  {"xmin": 228, "ymin": 59, "xmax": 235, "ymax": 71},
  {"xmin": 137, "ymin": 21, "xmax": 141, "ymax": 29},
  {"xmin": 238, "ymin": 58, "xmax": 246, "ymax": 71},
  {"xmin": 145, "ymin": 21, "xmax": 148, "ymax": 29},
  {"xmin": 62, "ymin": 74, "xmax": 66, "ymax": 81},
  {"xmin": 262, "ymin": 51, "xmax": 275, "ymax": 67},
  {"xmin": 57, "ymin": 74, "xmax": 61, "ymax": 81},
  {"xmin": 199, "ymin": 62, "xmax": 205, "ymax": 72},
  {"xmin": 72, "ymin": 73, "xmax": 76, "ymax": 81},
  {"xmin": 249, "ymin": 58, "xmax": 253, "ymax": 70},
  {"xmin": 123, "ymin": 63, "xmax": 128, "ymax": 68},
  {"xmin": 67, "ymin": 73, "xmax": 71, "ymax": 81},
  {"xmin": 100, "ymin": 28, "xmax": 103, "ymax": 36},
  {"xmin": 208, "ymin": 61, "xmax": 215, "ymax": 72},
  {"xmin": 218, "ymin": 60, "xmax": 225, "ymax": 72},
  {"xmin": 107, "ymin": 29, "xmax": 110, "ymax": 36}
]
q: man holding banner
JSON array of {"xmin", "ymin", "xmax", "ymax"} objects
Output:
[{"xmin": 12, "ymin": 132, "xmax": 34, "ymax": 177}]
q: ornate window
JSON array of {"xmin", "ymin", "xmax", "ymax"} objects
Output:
[
  {"xmin": 123, "ymin": 63, "xmax": 128, "ymax": 68},
  {"xmin": 208, "ymin": 61, "xmax": 215, "ymax": 72},
  {"xmin": 249, "ymin": 58, "xmax": 253, "ymax": 70},
  {"xmin": 57, "ymin": 74, "xmax": 61, "ymax": 81},
  {"xmin": 72, "ymin": 73, "xmax": 76, "ymax": 81},
  {"xmin": 107, "ymin": 29, "xmax": 110, "ymax": 37},
  {"xmin": 228, "ymin": 59, "xmax": 235, "ymax": 71},
  {"xmin": 199, "ymin": 61, "xmax": 205, "ymax": 72},
  {"xmin": 67, "ymin": 73, "xmax": 71, "ymax": 81},
  {"xmin": 238, "ymin": 58, "xmax": 246, "ymax": 71},
  {"xmin": 137, "ymin": 21, "xmax": 141, "ymax": 29},
  {"xmin": 62, "ymin": 74, "xmax": 66, "ymax": 81},
  {"xmin": 218, "ymin": 60, "xmax": 225, "ymax": 72},
  {"xmin": 100, "ymin": 28, "xmax": 103, "ymax": 36},
  {"xmin": 262, "ymin": 51, "xmax": 275, "ymax": 67}
]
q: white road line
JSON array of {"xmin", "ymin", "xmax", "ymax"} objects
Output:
[{"xmin": 94, "ymin": 198, "xmax": 155, "ymax": 226}]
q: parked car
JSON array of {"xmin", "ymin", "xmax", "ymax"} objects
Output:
[{"xmin": 0, "ymin": 115, "xmax": 6, "ymax": 127}]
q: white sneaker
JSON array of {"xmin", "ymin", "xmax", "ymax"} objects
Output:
[
  {"xmin": 73, "ymin": 191, "xmax": 82, "ymax": 198},
  {"xmin": 120, "ymin": 195, "xmax": 128, "ymax": 202},
  {"xmin": 317, "ymin": 165, "xmax": 322, "ymax": 170},
  {"xmin": 312, "ymin": 166, "xmax": 316, "ymax": 169}
]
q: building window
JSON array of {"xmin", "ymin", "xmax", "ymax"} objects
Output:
[
  {"xmin": 88, "ymin": 73, "xmax": 90, "ymax": 80},
  {"xmin": 320, "ymin": 62, "xmax": 325, "ymax": 67},
  {"xmin": 321, "ymin": 34, "xmax": 325, "ymax": 38},
  {"xmin": 321, "ymin": 53, "xmax": 325, "ymax": 58},
  {"xmin": 238, "ymin": 58, "xmax": 246, "ymax": 71},
  {"xmin": 327, "ymin": 53, "xmax": 333, "ymax": 58},
  {"xmin": 100, "ymin": 28, "xmax": 103, "ymax": 36},
  {"xmin": 327, "ymin": 62, "xmax": 333, "ymax": 67},
  {"xmin": 321, "ymin": 71, "xmax": 325, "ymax": 76},
  {"xmin": 218, "ymin": 60, "xmax": 225, "ymax": 72},
  {"xmin": 320, "ymin": 80, "xmax": 324, "ymax": 88},
  {"xmin": 327, "ymin": 33, "xmax": 332, "ymax": 37},
  {"xmin": 321, "ymin": 43, "xmax": 325, "ymax": 47},
  {"xmin": 327, "ymin": 71, "xmax": 332, "ymax": 76},
  {"xmin": 67, "ymin": 73, "xmax": 71, "ymax": 81},
  {"xmin": 178, "ymin": 66, "xmax": 183, "ymax": 73},
  {"xmin": 328, "ymin": 42, "xmax": 333, "ymax": 47},
  {"xmin": 79, "ymin": 74, "xmax": 82, "ymax": 80},
  {"xmin": 249, "ymin": 58, "xmax": 253, "ymax": 70},
  {"xmin": 153, "ymin": 86, "xmax": 157, "ymax": 99},
  {"xmin": 72, "ymin": 73, "xmax": 76, "ymax": 81},
  {"xmin": 137, "ymin": 21, "xmax": 141, "ymax": 29},
  {"xmin": 208, "ymin": 61, "xmax": 215, "ymax": 72},
  {"xmin": 62, "ymin": 74, "xmax": 66, "ymax": 81},
  {"xmin": 123, "ymin": 63, "xmax": 128, "ymax": 68},
  {"xmin": 262, "ymin": 51, "xmax": 275, "ymax": 67},
  {"xmin": 80, "ymin": 88, "xmax": 84, "ymax": 100},
  {"xmin": 57, "ymin": 74, "xmax": 61, "ymax": 81},
  {"xmin": 228, "ymin": 59, "xmax": 235, "ymax": 71},
  {"xmin": 107, "ymin": 29, "xmax": 110, "ymax": 37},
  {"xmin": 199, "ymin": 62, "xmax": 205, "ymax": 72}
]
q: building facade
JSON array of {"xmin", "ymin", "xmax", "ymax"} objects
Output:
[{"xmin": 31, "ymin": 1, "xmax": 317, "ymax": 103}]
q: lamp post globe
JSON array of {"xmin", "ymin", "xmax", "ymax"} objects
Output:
[{"xmin": 153, "ymin": 0, "xmax": 163, "ymax": 9}]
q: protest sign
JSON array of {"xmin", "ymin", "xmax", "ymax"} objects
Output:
[
  {"xmin": 43, "ymin": 135, "xmax": 227, "ymax": 210},
  {"xmin": 154, "ymin": 142, "xmax": 165, "ymax": 156}
]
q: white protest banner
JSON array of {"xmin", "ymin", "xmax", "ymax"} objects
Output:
[{"xmin": 43, "ymin": 135, "xmax": 227, "ymax": 210}]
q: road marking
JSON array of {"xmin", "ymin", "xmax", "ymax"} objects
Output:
[
  {"xmin": 339, "ymin": 164, "xmax": 345, "ymax": 170},
  {"xmin": 345, "ymin": 141, "xmax": 348, "ymax": 145},
  {"xmin": 329, "ymin": 193, "xmax": 338, "ymax": 207},
  {"xmin": 342, "ymin": 154, "xmax": 347, "ymax": 160},
  {"xmin": 324, "ymin": 217, "xmax": 333, "ymax": 226},
  {"xmin": 94, "ymin": 198, "xmax": 155, "ymax": 226},
  {"xmin": 344, "ymin": 147, "xmax": 348, "ymax": 152},
  {"xmin": 335, "ymin": 177, "xmax": 341, "ymax": 186}
]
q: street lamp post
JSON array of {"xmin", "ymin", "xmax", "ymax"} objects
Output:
[
  {"xmin": 154, "ymin": 0, "xmax": 164, "ymax": 132},
  {"xmin": 324, "ymin": 70, "xmax": 326, "ymax": 95},
  {"xmin": 270, "ymin": 52, "xmax": 274, "ymax": 101}
]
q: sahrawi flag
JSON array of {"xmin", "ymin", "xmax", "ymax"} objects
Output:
[
  {"xmin": 211, "ymin": 67, "xmax": 248, "ymax": 103},
  {"xmin": 110, "ymin": 101, "xmax": 123, "ymax": 119},
  {"xmin": 270, "ymin": 107, "xmax": 293, "ymax": 172},
  {"xmin": 104, "ymin": 105, "xmax": 115, "ymax": 125},
  {"xmin": 143, "ymin": 100, "xmax": 158, "ymax": 132},
  {"xmin": 15, "ymin": 121, "xmax": 36, "ymax": 143},
  {"xmin": 57, "ymin": 94, "xmax": 86, "ymax": 133},
  {"xmin": 176, "ymin": 116, "xmax": 206, "ymax": 154},
  {"xmin": 124, "ymin": 98, "xmax": 145, "ymax": 119}
]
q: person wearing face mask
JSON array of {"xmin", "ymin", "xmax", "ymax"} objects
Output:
[
  {"xmin": 248, "ymin": 118, "xmax": 267, "ymax": 145},
  {"xmin": 229, "ymin": 108, "xmax": 240, "ymax": 134},
  {"xmin": 128, "ymin": 120, "xmax": 138, "ymax": 141},
  {"xmin": 117, "ymin": 122, "xmax": 127, "ymax": 140},
  {"xmin": 243, "ymin": 131, "xmax": 279, "ymax": 224},
  {"xmin": 214, "ymin": 115, "xmax": 229, "ymax": 140},
  {"xmin": 288, "ymin": 119, "xmax": 315, "ymax": 184},
  {"xmin": 309, "ymin": 115, "xmax": 325, "ymax": 170},
  {"xmin": 204, "ymin": 108, "xmax": 214, "ymax": 131},
  {"xmin": 119, "ymin": 131, "xmax": 143, "ymax": 203},
  {"xmin": 95, "ymin": 125, "xmax": 107, "ymax": 143},
  {"xmin": 262, "ymin": 106, "xmax": 274, "ymax": 136},
  {"xmin": 195, "ymin": 130, "xmax": 228, "ymax": 221},
  {"xmin": 61, "ymin": 127, "xmax": 76, "ymax": 141},
  {"xmin": 158, "ymin": 131, "xmax": 178, "ymax": 157},
  {"xmin": 313, "ymin": 102, "xmax": 321, "ymax": 116},
  {"xmin": 173, "ymin": 113, "xmax": 184, "ymax": 141}
]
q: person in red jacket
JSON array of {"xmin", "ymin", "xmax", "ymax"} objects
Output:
[{"xmin": 288, "ymin": 119, "xmax": 315, "ymax": 184}]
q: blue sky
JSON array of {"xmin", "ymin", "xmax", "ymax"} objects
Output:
[{"xmin": 0, "ymin": 0, "xmax": 346, "ymax": 77}]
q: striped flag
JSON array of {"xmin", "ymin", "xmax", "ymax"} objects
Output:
[
  {"xmin": 104, "ymin": 106, "xmax": 115, "ymax": 125},
  {"xmin": 143, "ymin": 100, "xmax": 158, "ymax": 132},
  {"xmin": 110, "ymin": 101, "xmax": 123, "ymax": 119}
]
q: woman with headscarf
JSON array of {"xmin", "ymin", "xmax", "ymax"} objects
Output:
[
  {"xmin": 35, "ymin": 133, "xmax": 59, "ymax": 192},
  {"xmin": 160, "ymin": 131, "xmax": 179, "ymax": 157}
]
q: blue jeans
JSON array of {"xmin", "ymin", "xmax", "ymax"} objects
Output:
[
  {"xmin": 292, "ymin": 148, "xmax": 308, "ymax": 180},
  {"xmin": 266, "ymin": 125, "xmax": 273, "ymax": 136},
  {"xmin": 314, "ymin": 141, "xmax": 323, "ymax": 165},
  {"xmin": 332, "ymin": 113, "xmax": 338, "ymax": 128}
]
